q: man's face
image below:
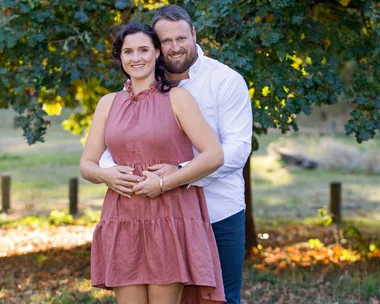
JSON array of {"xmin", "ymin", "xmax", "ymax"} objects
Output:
[{"xmin": 154, "ymin": 19, "xmax": 197, "ymax": 75}]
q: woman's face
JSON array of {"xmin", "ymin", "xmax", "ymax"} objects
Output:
[{"xmin": 120, "ymin": 32, "xmax": 160, "ymax": 82}]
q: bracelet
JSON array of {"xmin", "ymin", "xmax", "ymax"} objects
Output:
[{"xmin": 159, "ymin": 177, "xmax": 165, "ymax": 194}]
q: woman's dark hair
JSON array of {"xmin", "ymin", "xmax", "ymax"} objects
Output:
[{"xmin": 112, "ymin": 22, "xmax": 171, "ymax": 92}]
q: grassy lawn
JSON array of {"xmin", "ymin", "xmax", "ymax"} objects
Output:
[
  {"xmin": 251, "ymin": 130, "xmax": 380, "ymax": 223},
  {"xmin": 0, "ymin": 109, "xmax": 107, "ymax": 216},
  {"xmin": 1, "ymin": 108, "xmax": 379, "ymax": 222},
  {"xmin": 1, "ymin": 108, "xmax": 379, "ymax": 303},
  {"xmin": 243, "ymin": 265, "xmax": 380, "ymax": 304}
]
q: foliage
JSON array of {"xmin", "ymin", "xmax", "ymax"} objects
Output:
[
  {"xmin": 192, "ymin": 0, "xmax": 379, "ymax": 148},
  {"xmin": 0, "ymin": 0, "xmax": 163, "ymax": 144},
  {"xmin": 0, "ymin": 0, "xmax": 378, "ymax": 146},
  {"xmin": 0, "ymin": 209, "xmax": 101, "ymax": 229}
]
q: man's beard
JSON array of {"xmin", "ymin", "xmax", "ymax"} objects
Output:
[{"xmin": 164, "ymin": 45, "xmax": 197, "ymax": 74}]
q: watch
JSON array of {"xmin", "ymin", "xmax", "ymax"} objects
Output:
[{"xmin": 177, "ymin": 164, "xmax": 189, "ymax": 188}]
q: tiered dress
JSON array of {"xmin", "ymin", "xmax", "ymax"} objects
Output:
[{"xmin": 91, "ymin": 82, "xmax": 225, "ymax": 303}]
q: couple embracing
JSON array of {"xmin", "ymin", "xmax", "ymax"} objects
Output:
[{"xmin": 80, "ymin": 4, "xmax": 252, "ymax": 304}]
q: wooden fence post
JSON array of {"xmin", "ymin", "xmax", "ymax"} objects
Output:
[
  {"xmin": 330, "ymin": 182, "xmax": 341, "ymax": 223},
  {"xmin": 69, "ymin": 177, "xmax": 78, "ymax": 215},
  {"xmin": 1, "ymin": 175, "xmax": 11, "ymax": 212}
]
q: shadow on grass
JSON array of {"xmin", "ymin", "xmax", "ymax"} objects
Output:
[
  {"xmin": 0, "ymin": 240, "xmax": 379, "ymax": 304},
  {"xmin": 243, "ymin": 260, "xmax": 380, "ymax": 304},
  {"xmin": 0, "ymin": 243, "xmax": 115, "ymax": 304}
]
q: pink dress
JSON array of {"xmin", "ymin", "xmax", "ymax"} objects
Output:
[{"xmin": 91, "ymin": 82, "xmax": 225, "ymax": 303}]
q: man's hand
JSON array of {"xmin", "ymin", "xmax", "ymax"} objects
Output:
[
  {"xmin": 99, "ymin": 165, "xmax": 141, "ymax": 198},
  {"xmin": 148, "ymin": 164, "xmax": 178, "ymax": 177}
]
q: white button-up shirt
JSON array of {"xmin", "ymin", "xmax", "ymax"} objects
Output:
[
  {"xmin": 99, "ymin": 45, "xmax": 252, "ymax": 223},
  {"xmin": 179, "ymin": 45, "xmax": 252, "ymax": 223}
]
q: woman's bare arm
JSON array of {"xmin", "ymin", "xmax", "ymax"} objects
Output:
[{"xmin": 79, "ymin": 93, "xmax": 140, "ymax": 197}]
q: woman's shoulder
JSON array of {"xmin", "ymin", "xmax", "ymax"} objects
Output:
[
  {"xmin": 94, "ymin": 93, "xmax": 119, "ymax": 121},
  {"xmin": 169, "ymin": 86, "xmax": 192, "ymax": 101},
  {"xmin": 96, "ymin": 92, "xmax": 118, "ymax": 109},
  {"xmin": 99, "ymin": 92, "xmax": 118, "ymax": 104},
  {"xmin": 168, "ymin": 87, "xmax": 197, "ymax": 116}
]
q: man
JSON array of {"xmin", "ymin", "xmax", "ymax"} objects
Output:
[{"xmin": 100, "ymin": 5, "xmax": 252, "ymax": 303}]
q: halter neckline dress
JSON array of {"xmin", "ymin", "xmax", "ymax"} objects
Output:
[{"xmin": 91, "ymin": 82, "xmax": 225, "ymax": 303}]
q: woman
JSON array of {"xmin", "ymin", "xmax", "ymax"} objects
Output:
[{"xmin": 80, "ymin": 22, "xmax": 225, "ymax": 304}]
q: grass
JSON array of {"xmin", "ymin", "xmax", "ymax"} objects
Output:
[
  {"xmin": 3, "ymin": 277, "xmax": 117, "ymax": 304},
  {"xmin": 0, "ymin": 272, "xmax": 116, "ymax": 304},
  {"xmin": 1, "ymin": 108, "xmax": 379, "ymax": 223},
  {"xmin": 0, "ymin": 109, "xmax": 107, "ymax": 215},
  {"xmin": 1, "ymin": 235, "xmax": 377, "ymax": 304},
  {"xmin": 251, "ymin": 132, "xmax": 380, "ymax": 223},
  {"xmin": 243, "ymin": 265, "xmax": 380, "ymax": 304}
]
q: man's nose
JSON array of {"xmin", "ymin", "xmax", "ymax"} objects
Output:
[{"xmin": 172, "ymin": 41, "xmax": 180, "ymax": 53}]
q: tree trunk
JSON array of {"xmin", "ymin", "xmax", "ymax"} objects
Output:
[{"xmin": 244, "ymin": 158, "xmax": 258, "ymax": 248}]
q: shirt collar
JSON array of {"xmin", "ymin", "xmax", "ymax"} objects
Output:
[{"xmin": 187, "ymin": 44, "xmax": 204, "ymax": 79}]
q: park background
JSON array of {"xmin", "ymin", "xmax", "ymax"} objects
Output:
[{"xmin": 0, "ymin": 0, "xmax": 379, "ymax": 303}]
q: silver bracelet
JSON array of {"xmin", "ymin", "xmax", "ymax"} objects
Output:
[{"xmin": 159, "ymin": 177, "xmax": 165, "ymax": 194}]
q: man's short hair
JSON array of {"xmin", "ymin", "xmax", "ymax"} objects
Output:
[{"xmin": 152, "ymin": 4, "xmax": 193, "ymax": 30}]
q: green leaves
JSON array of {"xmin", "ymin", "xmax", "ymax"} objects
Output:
[
  {"xmin": 0, "ymin": 0, "xmax": 131, "ymax": 143},
  {"xmin": 261, "ymin": 30, "xmax": 283, "ymax": 47},
  {"xmin": 14, "ymin": 97, "xmax": 51, "ymax": 145},
  {"xmin": 194, "ymin": 0, "xmax": 379, "ymax": 146},
  {"xmin": 115, "ymin": 0, "xmax": 130, "ymax": 10},
  {"xmin": 0, "ymin": 0, "xmax": 378, "ymax": 145},
  {"xmin": 74, "ymin": 10, "xmax": 89, "ymax": 23}
]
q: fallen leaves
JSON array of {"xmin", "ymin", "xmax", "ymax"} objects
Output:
[
  {"xmin": 248, "ymin": 242, "xmax": 366, "ymax": 273},
  {"xmin": 0, "ymin": 226, "xmax": 94, "ymax": 257},
  {"xmin": 0, "ymin": 222, "xmax": 379, "ymax": 303},
  {"xmin": 0, "ymin": 242, "xmax": 94, "ymax": 303},
  {"xmin": 247, "ymin": 224, "xmax": 380, "ymax": 274}
]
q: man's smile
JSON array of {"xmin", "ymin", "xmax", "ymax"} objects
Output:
[{"xmin": 169, "ymin": 53, "xmax": 184, "ymax": 60}]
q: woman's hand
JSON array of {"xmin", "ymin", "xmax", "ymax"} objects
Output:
[
  {"xmin": 99, "ymin": 166, "xmax": 141, "ymax": 198},
  {"xmin": 133, "ymin": 171, "xmax": 162, "ymax": 198},
  {"xmin": 148, "ymin": 164, "xmax": 179, "ymax": 177}
]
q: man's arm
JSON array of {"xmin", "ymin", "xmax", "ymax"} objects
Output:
[
  {"xmin": 99, "ymin": 149, "xmax": 118, "ymax": 168},
  {"xmin": 100, "ymin": 74, "xmax": 252, "ymax": 187},
  {"xmin": 98, "ymin": 83, "xmax": 127, "ymax": 169},
  {"xmin": 191, "ymin": 72, "xmax": 252, "ymax": 187}
]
